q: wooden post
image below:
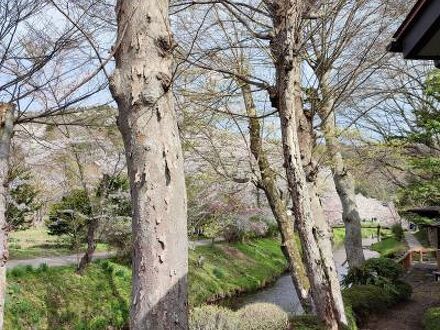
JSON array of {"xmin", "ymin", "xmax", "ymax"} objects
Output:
[{"xmin": 437, "ymin": 249, "xmax": 440, "ymax": 270}]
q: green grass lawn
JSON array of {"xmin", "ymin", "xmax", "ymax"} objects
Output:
[
  {"xmin": 332, "ymin": 224, "xmax": 391, "ymax": 247},
  {"xmin": 370, "ymin": 237, "xmax": 407, "ymax": 258},
  {"xmin": 5, "ymin": 238, "xmax": 287, "ymax": 329},
  {"xmin": 8, "ymin": 228, "xmax": 109, "ymax": 260}
]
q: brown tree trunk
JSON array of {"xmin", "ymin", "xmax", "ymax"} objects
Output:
[
  {"xmin": 318, "ymin": 81, "xmax": 365, "ymax": 269},
  {"xmin": 77, "ymin": 218, "xmax": 99, "ymax": 272},
  {"xmin": 267, "ymin": 1, "xmax": 346, "ymax": 328},
  {"xmin": 77, "ymin": 175, "xmax": 110, "ymax": 273},
  {"xmin": 240, "ymin": 82, "xmax": 313, "ymax": 313},
  {"xmin": 110, "ymin": 1, "xmax": 188, "ymax": 329},
  {"xmin": 0, "ymin": 103, "xmax": 14, "ymax": 330}
]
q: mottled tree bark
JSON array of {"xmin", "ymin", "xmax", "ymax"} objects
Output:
[
  {"xmin": 317, "ymin": 74, "xmax": 365, "ymax": 269},
  {"xmin": 267, "ymin": 1, "xmax": 346, "ymax": 328},
  {"xmin": 0, "ymin": 103, "xmax": 14, "ymax": 330},
  {"xmin": 294, "ymin": 64, "xmax": 346, "ymax": 328},
  {"xmin": 240, "ymin": 82, "xmax": 313, "ymax": 313},
  {"xmin": 110, "ymin": 1, "xmax": 188, "ymax": 329}
]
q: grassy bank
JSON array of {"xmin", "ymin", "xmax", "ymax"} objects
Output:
[
  {"xmin": 332, "ymin": 224, "xmax": 390, "ymax": 247},
  {"xmin": 371, "ymin": 237, "xmax": 407, "ymax": 258},
  {"xmin": 9, "ymin": 228, "xmax": 108, "ymax": 260},
  {"xmin": 5, "ymin": 238, "xmax": 287, "ymax": 329}
]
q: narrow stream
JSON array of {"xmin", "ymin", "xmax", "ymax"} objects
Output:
[{"xmin": 221, "ymin": 238, "xmax": 380, "ymax": 314}]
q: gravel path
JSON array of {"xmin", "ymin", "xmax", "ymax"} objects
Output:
[
  {"xmin": 7, "ymin": 239, "xmax": 221, "ymax": 269},
  {"xmin": 7, "ymin": 251, "xmax": 114, "ymax": 269}
]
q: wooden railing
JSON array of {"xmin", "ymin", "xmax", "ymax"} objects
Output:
[{"xmin": 396, "ymin": 247, "xmax": 438, "ymax": 271}]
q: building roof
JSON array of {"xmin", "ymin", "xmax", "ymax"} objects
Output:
[
  {"xmin": 388, "ymin": 0, "xmax": 440, "ymax": 67},
  {"xmin": 405, "ymin": 206, "xmax": 440, "ymax": 218}
]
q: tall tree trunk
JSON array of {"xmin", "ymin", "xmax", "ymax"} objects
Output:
[
  {"xmin": 267, "ymin": 1, "xmax": 346, "ymax": 328},
  {"xmin": 240, "ymin": 82, "xmax": 313, "ymax": 313},
  {"xmin": 294, "ymin": 65, "xmax": 347, "ymax": 327},
  {"xmin": 110, "ymin": 1, "xmax": 188, "ymax": 329},
  {"xmin": 0, "ymin": 103, "xmax": 14, "ymax": 330},
  {"xmin": 77, "ymin": 175, "xmax": 110, "ymax": 273},
  {"xmin": 317, "ymin": 76, "xmax": 365, "ymax": 268}
]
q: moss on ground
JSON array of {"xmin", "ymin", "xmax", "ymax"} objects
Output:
[{"xmin": 5, "ymin": 238, "xmax": 287, "ymax": 329}]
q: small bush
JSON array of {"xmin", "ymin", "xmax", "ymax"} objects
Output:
[
  {"xmin": 189, "ymin": 305, "xmax": 239, "ymax": 330},
  {"xmin": 343, "ymin": 285, "xmax": 394, "ymax": 321},
  {"xmin": 238, "ymin": 303, "xmax": 289, "ymax": 330},
  {"xmin": 343, "ymin": 281, "xmax": 411, "ymax": 324},
  {"xmin": 391, "ymin": 224, "xmax": 404, "ymax": 241},
  {"xmin": 343, "ymin": 257, "xmax": 403, "ymax": 287},
  {"xmin": 391, "ymin": 280, "xmax": 412, "ymax": 302},
  {"xmin": 424, "ymin": 307, "xmax": 440, "ymax": 330}
]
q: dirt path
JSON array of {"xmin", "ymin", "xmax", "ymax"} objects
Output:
[
  {"xmin": 362, "ymin": 263, "xmax": 440, "ymax": 330},
  {"xmin": 7, "ymin": 251, "xmax": 114, "ymax": 269},
  {"xmin": 7, "ymin": 239, "xmax": 220, "ymax": 269}
]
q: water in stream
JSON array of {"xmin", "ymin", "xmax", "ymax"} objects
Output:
[{"xmin": 221, "ymin": 238, "xmax": 380, "ymax": 314}]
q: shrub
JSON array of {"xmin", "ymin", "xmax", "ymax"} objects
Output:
[
  {"xmin": 343, "ymin": 285, "xmax": 394, "ymax": 322},
  {"xmin": 343, "ymin": 257, "xmax": 403, "ymax": 287},
  {"xmin": 391, "ymin": 223, "xmax": 404, "ymax": 241},
  {"xmin": 391, "ymin": 280, "xmax": 412, "ymax": 302},
  {"xmin": 343, "ymin": 281, "xmax": 411, "ymax": 324},
  {"xmin": 189, "ymin": 305, "xmax": 239, "ymax": 330},
  {"xmin": 424, "ymin": 307, "xmax": 440, "ymax": 330},
  {"xmin": 238, "ymin": 303, "xmax": 289, "ymax": 330}
]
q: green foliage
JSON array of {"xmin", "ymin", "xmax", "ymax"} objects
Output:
[
  {"xmin": 343, "ymin": 258, "xmax": 412, "ymax": 324},
  {"xmin": 7, "ymin": 165, "xmax": 42, "ymax": 230},
  {"xmin": 46, "ymin": 189, "xmax": 90, "ymax": 247},
  {"xmin": 343, "ymin": 285, "xmax": 394, "ymax": 322},
  {"xmin": 371, "ymin": 237, "xmax": 407, "ymax": 258},
  {"xmin": 423, "ymin": 307, "xmax": 440, "ymax": 330},
  {"xmin": 332, "ymin": 225, "xmax": 390, "ymax": 247},
  {"xmin": 343, "ymin": 281, "xmax": 411, "ymax": 324},
  {"xmin": 290, "ymin": 315, "xmax": 325, "ymax": 330},
  {"xmin": 397, "ymin": 70, "xmax": 440, "ymax": 207},
  {"xmin": 46, "ymin": 175, "xmax": 131, "ymax": 252},
  {"xmin": 5, "ymin": 261, "xmax": 131, "ymax": 330},
  {"xmin": 5, "ymin": 238, "xmax": 286, "ymax": 328},
  {"xmin": 238, "ymin": 303, "xmax": 288, "ymax": 330},
  {"xmin": 343, "ymin": 257, "xmax": 404, "ymax": 287},
  {"xmin": 189, "ymin": 238, "xmax": 287, "ymax": 306},
  {"xmin": 391, "ymin": 223, "xmax": 404, "ymax": 241}
]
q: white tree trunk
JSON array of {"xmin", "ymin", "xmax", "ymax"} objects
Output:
[
  {"xmin": 319, "ymin": 94, "xmax": 365, "ymax": 269},
  {"xmin": 241, "ymin": 82, "xmax": 313, "ymax": 313},
  {"xmin": 267, "ymin": 1, "xmax": 347, "ymax": 327},
  {"xmin": 110, "ymin": 1, "xmax": 188, "ymax": 329},
  {"xmin": 0, "ymin": 103, "xmax": 14, "ymax": 330}
]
